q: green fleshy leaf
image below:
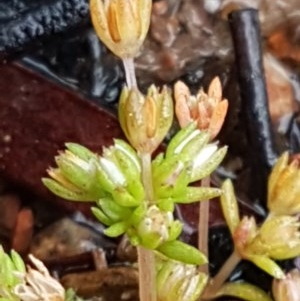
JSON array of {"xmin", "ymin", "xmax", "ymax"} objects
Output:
[
  {"xmin": 166, "ymin": 122, "xmax": 197, "ymax": 158},
  {"xmin": 91, "ymin": 206, "xmax": 113, "ymax": 226},
  {"xmin": 215, "ymin": 282, "xmax": 273, "ymax": 301},
  {"xmin": 3, "ymin": 254, "xmax": 14, "ymax": 286},
  {"xmin": 157, "ymin": 199, "xmax": 175, "ymax": 212},
  {"xmin": 168, "ymin": 220, "xmax": 183, "ymax": 241},
  {"xmin": 220, "ymin": 179, "xmax": 240, "ymax": 236},
  {"xmin": 97, "ymin": 198, "xmax": 132, "ymax": 222},
  {"xmin": 96, "ymin": 164, "xmax": 117, "ymax": 193},
  {"xmin": 179, "ymin": 131, "xmax": 210, "ymax": 161},
  {"xmin": 42, "ymin": 178, "xmax": 94, "ymax": 201},
  {"xmin": 114, "ymin": 139, "xmax": 140, "ymax": 174},
  {"xmin": 65, "ymin": 143, "xmax": 97, "ymax": 161},
  {"xmin": 10, "ymin": 250, "xmax": 25, "ymax": 273},
  {"xmin": 140, "ymin": 232, "xmax": 163, "ymax": 249},
  {"xmin": 247, "ymin": 255, "xmax": 285, "ymax": 279},
  {"xmin": 104, "ymin": 221, "xmax": 128, "ymax": 237},
  {"xmin": 153, "ymin": 155, "xmax": 184, "ymax": 183},
  {"xmin": 190, "ymin": 146, "xmax": 228, "ymax": 182},
  {"xmin": 129, "ymin": 205, "xmax": 147, "ymax": 226},
  {"xmin": 157, "ymin": 240, "xmax": 207, "ymax": 265},
  {"xmin": 155, "ymin": 165, "xmax": 190, "ymax": 200},
  {"xmin": 152, "ymin": 153, "xmax": 164, "ymax": 170},
  {"xmin": 111, "ymin": 188, "xmax": 141, "ymax": 207},
  {"xmin": 156, "ymin": 260, "xmax": 174, "ymax": 293},
  {"xmin": 128, "ymin": 234, "xmax": 141, "ymax": 246},
  {"xmin": 55, "ymin": 156, "xmax": 102, "ymax": 195},
  {"xmin": 175, "ymin": 187, "xmax": 222, "ymax": 204}
]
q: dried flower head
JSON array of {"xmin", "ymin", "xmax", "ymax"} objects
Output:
[
  {"xmin": 273, "ymin": 269, "xmax": 300, "ymax": 301},
  {"xmin": 118, "ymin": 85, "xmax": 173, "ymax": 154},
  {"xmin": 268, "ymin": 152, "xmax": 300, "ymax": 215},
  {"xmin": 174, "ymin": 77, "xmax": 228, "ymax": 139},
  {"xmin": 90, "ymin": 0, "xmax": 152, "ymax": 59},
  {"xmin": 14, "ymin": 254, "xmax": 65, "ymax": 301}
]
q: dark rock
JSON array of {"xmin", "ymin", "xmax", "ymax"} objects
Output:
[
  {"xmin": 0, "ymin": 0, "xmax": 89, "ymax": 60},
  {"xmin": 0, "ymin": 63, "xmax": 123, "ymax": 214}
]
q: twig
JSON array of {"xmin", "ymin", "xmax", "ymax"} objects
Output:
[{"xmin": 228, "ymin": 9, "xmax": 278, "ymax": 203}]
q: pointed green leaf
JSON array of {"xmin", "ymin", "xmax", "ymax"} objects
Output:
[
  {"xmin": 157, "ymin": 240, "xmax": 207, "ymax": 265},
  {"xmin": 247, "ymin": 255, "xmax": 285, "ymax": 279},
  {"xmin": 190, "ymin": 146, "xmax": 227, "ymax": 182},
  {"xmin": 55, "ymin": 156, "xmax": 99, "ymax": 193},
  {"xmin": 220, "ymin": 179, "xmax": 240, "ymax": 236},
  {"xmin": 168, "ymin": 220, "xmax": 183, "ymax": 241},
  {"xmin": 91, "ymin": 206, "xmax": 113, "ymax": 226},
  {"xmin": 157, "ymin": 199, "xmax": 175, "ymax": 212},
  {"xmin": 97, "ymin": 198, "xmax": 132, "ymax": 222},
  {"xmin": 10, "ymin": 250, "xmax": 25, "ymax": 273},
  {"xmin": 180, "ymin": 131, "xmax": 210, "ymax": 161},
  {"xmin": 42, "ymin": 178, "xmax": 94, "ymax": 201},
  {"xmin": 152, "ymin": 153, "xmax": 164, "ymax": 170},
  {"xmin": 175, "ymin": 187, "xmax": 222, "ymax": 204},
  {"xmin": 166, "ymin": 122, "xmax": 197, "ymax": 158},
  {"xmin": 65, "ymin": 143, "xmax": 97, "ymax": 161},
  {"xmin": 104, "ymin": 221, "xmax": 128, "ymax": 237},
  {"xmin": 215, "ymin": 282, "xmax": 273, "ymax": 301},
  {"xmin": 111, "ymin": 188, "xmax": 141, "ymax": 207},
  {"xmin": 129, "ymin": 205, "xmax": 147, "ymax": 226}
]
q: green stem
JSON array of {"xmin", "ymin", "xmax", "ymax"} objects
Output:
[
  {"xmin": 203, "ymin": 250, "xmax": 241, "ymax": 298},
  {"xmin": 138, "ymin": 152, "xmax": 156, "ymax": 301},
  {"xmin": 198, "ymin": 176, "xmax": 210, "ymax": 274},
  {"xmin": 123, "ymin": 57, "xmax": 138, "ymax": 89}
]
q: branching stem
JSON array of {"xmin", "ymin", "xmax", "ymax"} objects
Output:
[{"xmin": 203, "ymin": 250, "xmax": 241, "ymax": 298}]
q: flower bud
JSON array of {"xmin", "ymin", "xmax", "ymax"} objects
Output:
[
  {"xmin": 268, "ymin": 152, "xmax": 300, "ymax": 215},
  {"xmin": 118, "ymin": 85, "xmax": 173, "ymax": 154},
  {"xmin": 273, "ymin": 269, "xmax": 300, "ymax": 301},
  {"xmin": 137, "ymin": 205, "xmax": 176, "ymax": 249},
  {"xmin": 250, "ymin": 215, "xmax": 300, "ymax": 260},
  {"xmin": 174, "ymin": 77, "xmax": 228, "ymax": 139},
  {"xmin": 90, "ymin": 0, "xmax": 152, "ymax": 59},
  {"xmin": 42, "ymin": 144, "xmax": 104, "ymax": 201}
]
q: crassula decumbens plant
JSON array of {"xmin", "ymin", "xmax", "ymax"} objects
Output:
[{"xmin": 36, "ymin": 1, "xmax": 300, "ymax": 301}]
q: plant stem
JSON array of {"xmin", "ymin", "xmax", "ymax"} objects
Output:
[
  {"xmin": 203, "ymin": 250, "xmax": 241, "ymax": 298},
  {"xmin": 137, "ymin": 246, "xmax": 157, "ymax": 301},
  {"xmin": 123, "ymin": 57, "xmax": 138, "ymax": 89},
  {"xmin": 138, "ymin": 152, "xmax": 156, "ymax": 301},
  {"xmin": 140, "ymin": 152, "xmax": 154, "ymax": 203},
  {"xmin": 198, "ymin": 176, "xmax": 210, "ymax": 274}
]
